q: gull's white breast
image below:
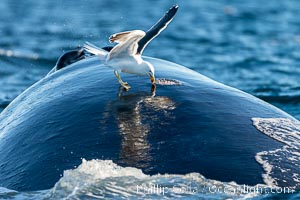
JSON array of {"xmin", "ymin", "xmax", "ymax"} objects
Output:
[{"xmin": 105, "ymin": 55, "xmax": 145, "ymax": 75}]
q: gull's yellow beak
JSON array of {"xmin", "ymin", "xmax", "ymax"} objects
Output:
[{"xmin": 150, "ymin": 74, "xmax": 156, "ymax": 85}]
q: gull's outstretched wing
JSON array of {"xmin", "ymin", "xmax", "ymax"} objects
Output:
[
  {"xmin": 108, "ymin": 30, "xmax": 145, "ymax": 59},
  {"xmin": 137, "ymin": 4, "xmax": 179, "ymax": 55}
]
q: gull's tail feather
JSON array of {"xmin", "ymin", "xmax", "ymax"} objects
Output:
[{"xmin": 83, "ymin": 42, "xmax": 108, "ymax": 58}]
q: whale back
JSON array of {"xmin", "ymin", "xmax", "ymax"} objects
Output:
[{"xmin": 0, "ymin": 56, "xmax": 294, "ymax": 191}]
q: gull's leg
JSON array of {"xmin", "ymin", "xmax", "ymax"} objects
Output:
[
  {"xmin": 114, "ymin": 70, "xmax": 131, "ymax": 90},
  {"xmin": 114, "ymin": 70, "xmax": 129, "ymax": 86},
  {"xmin": 114, "ymin": 70, "xmax": 128, "ymax": 85}
]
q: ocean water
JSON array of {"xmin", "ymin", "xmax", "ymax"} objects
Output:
[{"xmin": 0, "ymin": 0, "xmax": 300, "ymax": 199}]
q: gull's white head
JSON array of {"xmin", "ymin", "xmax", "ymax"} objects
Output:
[{"xmin": 140, "ymin": 61, "xmax": 155, "ymax": 84}]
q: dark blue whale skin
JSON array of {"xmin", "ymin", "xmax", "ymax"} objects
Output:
[{"xmin": 0, "ymin": 56, "xmax": 294, "ymax": 191}]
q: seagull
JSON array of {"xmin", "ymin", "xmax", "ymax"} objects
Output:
[{"xmin": 84, "ymin": 5, "xmax": 178, "ymax": 90}]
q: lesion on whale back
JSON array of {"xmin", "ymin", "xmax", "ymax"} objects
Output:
[{"xmin": 155, "ymin": 78, "xmax": 183, "ymax": 86}]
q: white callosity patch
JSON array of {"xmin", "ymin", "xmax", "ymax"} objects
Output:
[{"xmin": 252, "ymin": 118, "xmax": 300, "ymax": 189}]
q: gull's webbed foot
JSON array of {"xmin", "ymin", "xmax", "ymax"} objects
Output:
[{"xmin": 121, "ymin": 82, "xmax": 131, "ymax": 90}]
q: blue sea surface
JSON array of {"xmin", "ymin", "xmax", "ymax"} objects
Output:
[{"xmin": 0, "ymin": 0, "xmax": 300, "ymax": 199}]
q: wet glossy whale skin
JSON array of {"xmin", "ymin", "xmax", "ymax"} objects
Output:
[{"xmin": 0, "ymin": 56, "xmax": 294, "ymax": 191}]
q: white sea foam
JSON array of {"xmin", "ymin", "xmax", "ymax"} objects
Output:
[
  {"xmin": 252, "ymin": 118, "xmax": 300, "ymax": 189},
  {"xmin": 1, "ymin": 158, "xmax": 297, "ymax": 199},
  {"xmin": 44, "ymin": 159, "xmax": 266, "ymax": 199}
]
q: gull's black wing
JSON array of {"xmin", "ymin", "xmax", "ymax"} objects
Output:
[{"xmin": 137, "ymin": 5, "xmax": 179, "ymax": 55}]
